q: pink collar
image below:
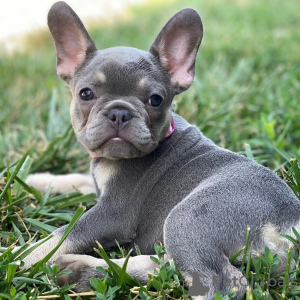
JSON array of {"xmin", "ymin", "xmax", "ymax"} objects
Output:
[{"xmin": 89, "ymin": 117, "xmax": 175, "ymax": 159}]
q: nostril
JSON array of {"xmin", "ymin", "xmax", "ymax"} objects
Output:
[
  {"xmin": 107, "ymin": 110, "xmax": 117, "ymax": 122},
  {"xmin": 107, "ymin": 109, "xmax": 132, "ymax": 124},
  {"xmin": 122, "ymin": 111, "xmax": 132, "ymax": 123}
]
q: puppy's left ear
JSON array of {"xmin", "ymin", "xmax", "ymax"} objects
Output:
[
  {"xmin": 47, "ymin": 1, "xmax": 98, "ymax": 81},
  {"xmin": 149, "ymin": 9, "xmax": 203, "ymax": 94}
]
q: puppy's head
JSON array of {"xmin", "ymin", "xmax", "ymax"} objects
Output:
[{"xmin": 48, "ymin": 1, "xmax": 203, "ymax": 160}]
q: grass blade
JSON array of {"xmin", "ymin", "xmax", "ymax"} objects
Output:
[
  {"xmin": 117, "ymin": 249, "xmax": 133, "ymax": 286},
  {"xmin": 242, "ymin": 227, "xmax": 251, "ymax": 268},
  {"xmin": 0, "ymin": 153, "xmax": 29, "ymax": 200},
  {"xmin": 12, "ymin": 155, "xmax": 33, "ymax": 197},
  {"xmin": 282, "ymin": 246, "xmax": 292, "ymax": 297},
  {"xmin": 26, "ymin": 206, "xmax": 85, "ymax": 278},
  {"xmin": 281, "ymin": 234, "xmax": 300, "ymax": 252},
  {"xmin": 14, "ymin": 175, "xmax": 42, "ymax": 202},
  {"xmin": 245, "ymin": 241, "xmax": 253, "ymax": 278},
  {"xmin": 94, "ymin": 242, "xmax": 141, "ymax": 288},
  {"xmin": 230, "ymin": 246, "xmax": 245, "ymax": 264},
  {"xmin": 24, "ymin": 218, "xmax": 57, "ymax": 233}
]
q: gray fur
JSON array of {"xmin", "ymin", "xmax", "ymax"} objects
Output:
[{"xmin": 23, "ymin": 2, "xmax": 300, "ymax": 299}]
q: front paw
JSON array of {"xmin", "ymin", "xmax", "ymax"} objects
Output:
[{"xmin": 56, "ymin": 254, "xmax": 107, "ymax": 292}]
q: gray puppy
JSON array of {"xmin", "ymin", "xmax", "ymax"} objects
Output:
[{"xmin": 24, "ymin": 1, "xmax": 300, "ymax": 299}]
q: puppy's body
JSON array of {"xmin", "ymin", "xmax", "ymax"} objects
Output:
[
  {"xmin": 90, "ymin": 113, "xmax": 300, "ymax": 256},
  {"xmin": 24, "ymin": 2, "xmax": 300, "ymax": 299}
]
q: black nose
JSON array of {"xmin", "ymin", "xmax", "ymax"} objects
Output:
[{"xmin": 107, "ymin": 109, "xmax": 132, "ymax": 128}]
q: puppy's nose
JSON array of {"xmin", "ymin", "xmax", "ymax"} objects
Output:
[{"xmin": 107, "ymin": 109, "xmax": 132, "ymax": 129}]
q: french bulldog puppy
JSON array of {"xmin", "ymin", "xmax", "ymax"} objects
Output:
[{"xmin": 24, "ymin": 1, "xmax": 300, "ymax": 299}]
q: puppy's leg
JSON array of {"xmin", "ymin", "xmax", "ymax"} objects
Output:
[
  {"xmin": 26, "ymin": 173, "xmax": 96, "ymax": 194},
  {"xmin": 163, "ymin": 197, "xmax": 248, "ymax": 300},
  {"xmin": 22, "ymin": 200, "xmax": 135, "ymax": 267},
  {"xmin": 163, "ymin": 239, "xmax": 246, "ymax": 300},
  {"xmin": 55, "ymin": 254, "xmax": 161, "ymax": 291}
]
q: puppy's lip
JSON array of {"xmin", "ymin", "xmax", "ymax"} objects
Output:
[
  {"xmin": 88, "ymin": 137, "xmax": 130, "ymax": 159},
  {"xmin": 88, "ymin": 136, "xmax": 127, "ymax": 152},
  {"xmin": 111, "ymin": 137, "xmax": 123, "ymax": 141},
  {"xmin": 106, "ymin": 137, "xmax": 129, "ymax": 145}
]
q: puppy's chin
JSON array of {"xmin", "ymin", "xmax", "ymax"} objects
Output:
[{"xmin": 88, "ymin": 138, "xmax": 157, "ymax": 160}]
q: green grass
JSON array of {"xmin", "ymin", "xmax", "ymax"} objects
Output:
[
  {"xmin": 1, "ymin": 0, "xmax": 300, "ymax": 298},
  {"xmin": 1, "ymin": 0, "xmax": 300, "ymax": 169}
]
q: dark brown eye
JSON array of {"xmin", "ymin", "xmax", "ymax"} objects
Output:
[
  {"xmin": 148, "ymin": 94, "xmax": 163, "ymax": 107},
  {"xmin": 79, "ymin": 88, "xmax": 94, "ymax": 101}
]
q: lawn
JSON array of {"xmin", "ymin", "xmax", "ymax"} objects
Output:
[{"xmin": 1, "ymin": 0, "xmax": 300, "ymax": 299}]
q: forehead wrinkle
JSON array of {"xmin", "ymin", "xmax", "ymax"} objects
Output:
[
  {"xmin": 97, "ymin": 63, "xmax": 140, "ymax": 96},
  {"xmin": 123, "ymin": 58, "xmax": 154, "ymax": 73}
]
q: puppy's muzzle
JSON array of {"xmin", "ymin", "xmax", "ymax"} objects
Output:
[{"xmin": 107, "ymin": 108, "xmax": 132, "ymax": 130}]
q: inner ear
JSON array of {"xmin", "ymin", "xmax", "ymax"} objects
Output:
[
  {"xmin": 48, "ymin": 2, "xmax": 97, "ymax": 81},
  {"xmin": 159, "ymin": 26, "xmax": 199, "ymax": 88},
  {"xmin": 149, "ymin": 8, "xmax": 203, "ymax": 94}
]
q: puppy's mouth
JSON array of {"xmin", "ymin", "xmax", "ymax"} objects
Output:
[
  {"xmin": 90, "ymin": 134, "xmax": 132, "ymax": 149},
  {"xmin": 87, "ymin": 134, "xmax": 147, "ymax": 160},
  {"xmin": 107, "ymin": 137, "xmax": 127, "ymax": 143},
  {"xmin": 103, "ymin": 136, "xmax": 132, "ymax": 147}
]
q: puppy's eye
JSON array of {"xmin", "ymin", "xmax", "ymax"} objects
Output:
[
  {"xmin": 148, "ymin": 94, "xmax": 163, "ymax": 107},
  {"xmin": 79, "ymin": 88, "xmax": 95, "ymax": 101}
]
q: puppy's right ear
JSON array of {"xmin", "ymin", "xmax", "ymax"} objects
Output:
[
  {"xmin": 149, "ymin": 9, "xmax": 203, "ymax": 94},
  {"xmin": 47, "ymin": 1, "xmax": 97, "ymax": 81}
]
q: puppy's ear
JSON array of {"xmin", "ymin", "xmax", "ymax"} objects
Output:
[
  {"xmin": 149, "ymin": 9, "xmax": 203, "ymax": 94},
  {"xmin": 47, "ymin": 1, "xmax": 97, "ymax": 81}
]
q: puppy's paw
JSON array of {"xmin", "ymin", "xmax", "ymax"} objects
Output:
[
  {"xmin": 26, "ymin": 173, "xmax": 55, "ymax": 193},
  {"xmin": 26, "ymin": 173, "xmax": 96, "ymax": 195},
  {"xmin": 55, "ymin": 254, "xmax": 107, "ymax": 292}
]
